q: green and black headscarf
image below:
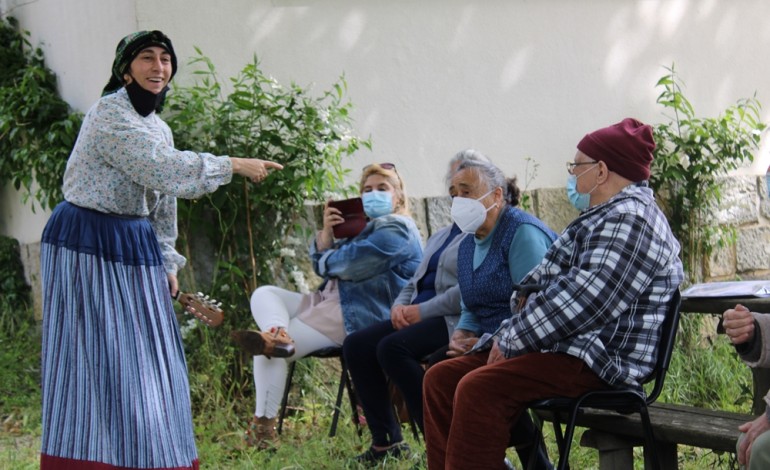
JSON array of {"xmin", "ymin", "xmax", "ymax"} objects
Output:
[{"xmin": 102, "ymin": 30, "xmax": 177, "ymax": 97}]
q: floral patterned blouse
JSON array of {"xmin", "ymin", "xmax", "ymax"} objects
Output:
[{"xmin": 63, "ymin": 88, "xmax": 233, "ymax": 274}]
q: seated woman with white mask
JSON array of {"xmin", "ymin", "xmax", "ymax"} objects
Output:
[{"xmin": 437, "ymin": 159, "xmax": 558, "ymax": 469}]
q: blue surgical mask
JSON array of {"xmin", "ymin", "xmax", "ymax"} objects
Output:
[
  {"xmin": 566, "ymin": 175, "xmax": 591, "ymax": 211},
  {"xmin": 566, "ymin": 165, "xmax": 599, "ymax": 211},
  {"xmin": 362, "ymin": 190, "xmax": 394, "ymax": 218}
]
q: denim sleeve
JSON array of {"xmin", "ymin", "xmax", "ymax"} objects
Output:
[{"xmin": 314, "ymin": 216, "xmax": 419, "ymax": 281}]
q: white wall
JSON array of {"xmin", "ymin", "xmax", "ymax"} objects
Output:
[
  {"xmin": 0, "ymin": 185, "xmax": 50, "ymax": 244},
  {"xmin": 0, "ymin": 0, "xmax": 136, "ymax": 241},
  {"xmin": 3, "ymin": 0, "xmax": 770, "ymax": 240}
]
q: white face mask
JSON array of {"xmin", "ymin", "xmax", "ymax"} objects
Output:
[{"xmin": 450, "ymin": 188, "xmax": 496, "ymax": 234}]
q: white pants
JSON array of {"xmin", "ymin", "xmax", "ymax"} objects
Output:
[{"xmin": 249, "ymin": 285, "xmax": 338, "ymax": 418}]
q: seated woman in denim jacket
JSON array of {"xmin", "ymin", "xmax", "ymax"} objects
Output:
[
  {"xmin": 232, "ymin": 163, "xmax": 423, "ymax": 449},
  {"xmin": 343, "ymin": 157, "xmax": 558, "ymax": 467}
]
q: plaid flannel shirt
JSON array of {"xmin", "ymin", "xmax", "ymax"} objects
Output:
[{"xmin": 498, "ymin": 183, "xmax": 683, "ymax": 390}]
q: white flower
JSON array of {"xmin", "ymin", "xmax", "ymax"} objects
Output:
[
  {"xmin": 290, "ymin": 268, "xmax": 310, "ymax": 294},
  {"xmin": 180, "ymin": 317, "xmax": 198, "ymax": 340},
  {"xmin": 280, "ymin": 248, "xmax": 297, "ymax": 258}
]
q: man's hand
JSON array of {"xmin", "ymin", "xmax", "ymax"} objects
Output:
[
  {"xmin": 447, "ymin": 329, "xmax": 478, "ymax": 358},
  {"xmin": 723, "ymin": 304, "xmax": 756, "ymax": 345},
  {"xmin": 738, "ymin": 414, "xmax": 770, "ymax": 466},
  {"xmin": 487, "ymin": 340, "xmax": 504, "ymax": 364},
  {"xmin": 391, "ymin": 304, "xmax": 421, "ymax": 330}
]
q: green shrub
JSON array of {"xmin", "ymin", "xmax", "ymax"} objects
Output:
[
  {"xmin": 0, "ymin": 16, "xmax": 82, "ymax": 211},
  {"xmin": 164, "ymin": 50, "xmax": 370, "ymax": 433},
  {"xmin": 166, "ymin": 50, "xmax": 367, "ymax": 306},
  {"xmin": 651, "ymin": 64, "xmax": 766, "ymax": 283}
]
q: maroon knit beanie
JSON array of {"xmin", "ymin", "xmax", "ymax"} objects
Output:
[{"xmin": 576, "ymin": 118, "xmax": 655, "ymax": 182}]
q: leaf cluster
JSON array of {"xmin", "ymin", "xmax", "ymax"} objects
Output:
[
  {"xmin": 166, "ymin": 51, "xmax": 368, "ymax": 304},
  {"xmin": 650, "ymin": 65, "xmax": 767, "ymax": 283},
  {"xmin": 165, "ymin": 51, "xmax": 369, "ymax": 394},
  {"xmin": 0, "ymin": 16, "xmax": 82, "ymax": 211}
]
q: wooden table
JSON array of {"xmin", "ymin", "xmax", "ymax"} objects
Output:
[{"xmin": 680, "ymin": 296, "xmax": 770, "ymax": 415}]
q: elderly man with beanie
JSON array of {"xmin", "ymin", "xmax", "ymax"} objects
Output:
[
  {"xmin": 39, "ymin": 30, "xmax": 281, "ymax": 470},
  {"xmin": 422, "ymin": 118, "xmax": 684, "ymax": 469}
]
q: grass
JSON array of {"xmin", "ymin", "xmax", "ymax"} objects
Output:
[
  {"xmin": 0, "ymin": 305, "xmax": 42, "ymax": 470},
  {"xmin": 0, "ymin": 310, "xmax": 752, "ymax": 469}
]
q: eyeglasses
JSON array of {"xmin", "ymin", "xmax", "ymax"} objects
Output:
[
  {"xmin": 566, "ymin": 160, "xmax": 598, "ymax": 175},
  {"xmin": 363, "ymin": 162, "xmax": 396, "ymax": 171}
]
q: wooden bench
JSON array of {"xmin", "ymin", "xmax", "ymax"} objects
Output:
[{"xmin": 535, "ymin": 402, "xmax": 753, "ymax": 469}]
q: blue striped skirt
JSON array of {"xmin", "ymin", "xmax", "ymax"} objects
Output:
[{"xmin": 40, "ymin": 201, "xmax": 198, "ymax": 470}]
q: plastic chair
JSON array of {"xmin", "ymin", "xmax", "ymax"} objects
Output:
[
  {"xmin": 276, "ymin": 346, "xmax": 362, "ymax": 437},
  {"xmin": 527, "ymin": 289, "xmax": 682, "ymax": 470}
]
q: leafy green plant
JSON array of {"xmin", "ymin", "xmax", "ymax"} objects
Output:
[
  {"xmin": 164, "ymin": 50, "xmax": 369, "ymax": 410},
  {"xmin": 650, "ymin": 64, "xmax": 766, "ymax": 283},
  {"xmin": 166, "ymin": 50, "xmax": 367, "ymax": 303},
  {"xmin": 0, "ymin": 16, "xmax": 82, "ymax": 211}
]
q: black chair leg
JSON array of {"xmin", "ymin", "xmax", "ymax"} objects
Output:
[
  {"xmin": 639, "ymin": 406, "xmax": 661, "ymax": 470},
  {"xmin": 329, "ymin": 360, "xmax": 347, "ymax": 437},
  {"xmin": 555, "ymin": 408, "xmax": 582, "ymax": 470},
  {"xmin": 548, "ymin": 414, "xmax": 567, "ymax": 469},
  {"xmin": 277, "ymin": 361, "xmax": 296, "ymax": 435},
  {"xmin": 276, "ymin": 351, "xmax": 360, "ymax": 438},
  {"xmin": 527, "ymin": 411, "xmax": 547, "ymax": 470},
  {"xmin": 408, "ymin": 416, "xmax": 420, "ymax": 440},
  {"xmin": 340, "ymin": 355, "xmax": 363, "ymax": 437}
]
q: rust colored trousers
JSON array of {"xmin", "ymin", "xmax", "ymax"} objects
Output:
[{"xmin": 423, "ymin": 351, "xmax": 607, "ymax": 469}]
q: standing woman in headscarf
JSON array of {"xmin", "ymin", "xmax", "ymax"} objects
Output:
[{"xmin": 39, "ymin": 30, "xmax": 281, "ymax": 470}]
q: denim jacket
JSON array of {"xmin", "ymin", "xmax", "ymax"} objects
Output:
[{"xmin": 310, "ymin": 213, "xmax": 423, "ymax": 334}]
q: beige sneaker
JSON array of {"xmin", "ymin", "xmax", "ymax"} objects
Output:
[{"xmin": 231, "ymin": 327, "xmax": 296, "ymax": 358}]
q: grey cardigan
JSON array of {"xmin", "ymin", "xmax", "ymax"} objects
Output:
[{"xmin": 392, "ymin": 224, "xmax": 467, "ymax": 337}]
